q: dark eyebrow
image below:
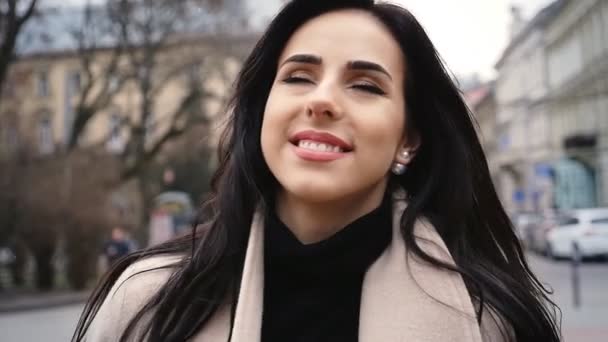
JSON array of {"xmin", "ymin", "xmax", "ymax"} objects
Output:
[
  {"xmin": 280, "ymin": 54, "xmax": 322, "ymax": 67},
  {"xmin": 347, "ymin": 60, "xmax": 392, "ymax": 80},
  {"xmin": 280, "ymin": 55, "xmax": 392, "ymax": 81}
]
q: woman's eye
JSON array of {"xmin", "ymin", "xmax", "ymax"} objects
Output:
[
  {"xmin": 282, "ymin": 75, "xmax": 313, "ymax": 84},
  {"xmin": 352, "ymin": 83, "xmax": 386, "ymax": 95}
]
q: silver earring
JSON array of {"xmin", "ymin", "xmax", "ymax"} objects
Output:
[
  {"xmin": 392, "ymin": 162, "xmax": 406, "ymax": 175},
  {"xmin": 400, "ymin": 150, "xmax": 410, "ymax": 159}
]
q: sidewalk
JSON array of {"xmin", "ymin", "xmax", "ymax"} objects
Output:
[
  {"xmin": 0, "ymin": 290, "xmax": 90, "ymax": 314},
  {"xmin": 558, "ymin": 298, "xmax": 608, "ymax": 342},
  {"xmin": 527, "ymin": 253, "xmax": 608, "ymax": 342}
]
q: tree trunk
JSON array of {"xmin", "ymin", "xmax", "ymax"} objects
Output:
[
  {"xmin": 33, "ymin": 246, "xmax": 55, "ymax": 291},
  {"xmin": 136, "ymin": 174, "xmax": 154, "ymax": 246},
  {"xmin": 9, "ymin": 239, "xmax": 28, "ymax": 287},
  {"xmin": 65, "ymin": 227, "xmax": 98, "ymax": 290},
  {"xmin": 0, "ymin": 0, "xmax": 39, "ymax": 101}
]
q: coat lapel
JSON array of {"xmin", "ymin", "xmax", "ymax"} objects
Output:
[
  {"xmin": 201, "ymin": 194, "xmax": 485, "ymax": 342},
  {"xmin": 194, "ymin": 212, "xmax": 265, "ymax": 342},
  {"xmin": 358, "ymin": 197, "xmax": 483, "ymax": 342},
  {"xmin": 230, "ymin": 211, "xmax": 265, "ymax": 342}
]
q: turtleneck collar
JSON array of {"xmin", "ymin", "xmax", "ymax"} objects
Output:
[{"xmin": 264, "ymin": 193, "xmax": 392, "ymax": 277}]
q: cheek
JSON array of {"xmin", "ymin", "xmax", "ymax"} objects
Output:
[
  {"xmin": 260, "ymin": 91, "xmax": 288, "ymax": 159},
  {"xmin": 357, "ymin": 107, "xmax": 405, "ymax": 159}
]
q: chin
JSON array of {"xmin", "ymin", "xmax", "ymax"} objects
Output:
[{"xmin": 279, "ymin": 177, "xmax": 351, "ymax": 204}]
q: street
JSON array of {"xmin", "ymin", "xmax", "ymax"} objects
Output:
[
  {"xmin": 0, "ymin": 304, "xmax": 83, "ymax": 342},
  {"xmin": 0, "ymin": 254, "xmax": 605, "ymax": 341},
  {"xmin": 527, "ymin": 254, "xmax": 608, "ymax": 342}
]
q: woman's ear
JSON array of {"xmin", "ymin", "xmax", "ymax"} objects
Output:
[{"xmin": 394, "ymin": 133, "xmax": 420, "ymax": 165}]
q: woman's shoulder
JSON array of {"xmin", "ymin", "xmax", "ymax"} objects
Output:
[
  {"xmin": 116, "ymin": 253, "xmax": 183, "ymax": 288},
  {"xmin": 108, "ymin": 253, "xmax": 184, "ymax": 305},
  {"xmin": 85, "ymin": 254, "xmax": 184, "ymax": 341}
]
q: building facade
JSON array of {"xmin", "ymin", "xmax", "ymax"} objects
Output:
[
  {"xmin": 493, "ymin": 1, "xmax": 566, "ymax": 213},
  {"xmin": 493, "ymin": 0, "xmax": 608, "ymax": 212},
  {"xmin": 0, "ymin": 6, "xmax": 256, "ymax": 228},
  {"xmin": 465, "ymin": 81, "xmax": 498, "ymax": 185},
  {"xmin": 544, "ymin": 0, "xmax": 608, "ymax": 209}
]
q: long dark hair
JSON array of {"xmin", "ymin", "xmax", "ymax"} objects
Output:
[{"xmin": 73, "ymin": 1, "xmax": 560, "ymax": 341}]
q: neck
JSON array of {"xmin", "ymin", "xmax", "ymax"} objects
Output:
[{"xmin": 275, "ymin": 181, "xmax": 388, "ymax": 244}]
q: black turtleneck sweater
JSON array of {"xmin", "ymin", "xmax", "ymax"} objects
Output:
[{"xmin": 261, "ymin": 197, "xmax": 392, "ymax": 342}]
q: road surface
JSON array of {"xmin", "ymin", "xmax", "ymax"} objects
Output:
[{"xmin": 0, "ymin": 253, "xmax": 605, "ymax": 341}]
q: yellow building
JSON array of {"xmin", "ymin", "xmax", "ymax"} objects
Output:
[
  {"xmin": 1, "ymin": 35, "xmax": 253, "ymax": 159},
  {"xmin": 0, "ymin": 8, "xmax": 257, "ymax": 229}
]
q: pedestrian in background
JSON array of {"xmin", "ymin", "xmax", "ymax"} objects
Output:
[
  {"xmin": 74, "ymin": 1, "xmax": 561, "ymax": 341},
  {"xmin": 102, "ymin": 226, "xmax": 134, "ymax": 267}
]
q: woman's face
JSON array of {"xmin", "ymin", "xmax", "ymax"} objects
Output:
[{"xmin": 261, "ymin": 9, "xmax": 409, "ymax": 203}]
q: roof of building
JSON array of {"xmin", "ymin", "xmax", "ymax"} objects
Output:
[
  {"xmin": 16, "ymin": 1, "xmax": 248, "ymax": 57},
  {"xmin": 494, "ymin": 0, "xmax": 568, "ymax": 69},
  {"xmin": 17, "ymin": 6, "xmax": 83, "ymax": 56}
]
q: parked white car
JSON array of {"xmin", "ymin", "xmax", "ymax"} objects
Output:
[{"xmin": 546, "ymin": 208, "xmax": 608, "ymax": 260}]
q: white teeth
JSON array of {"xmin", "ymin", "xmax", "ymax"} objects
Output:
[{"xmin": 297, "ymin": 140, "xmax": 343, "ymax": 153}]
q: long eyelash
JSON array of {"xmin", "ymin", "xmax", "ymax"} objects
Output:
[
  {"xmin": 282, "ymin": 76, "xmax": 312, "ymax": 84},
  {"xmin": 282, "ymin": 77, "xmax": 385, "ymax": 95},
  {"xmin": 353, "ymin": 84, "xmax": 386, "ymax": 95}
]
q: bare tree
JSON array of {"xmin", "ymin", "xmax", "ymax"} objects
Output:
[
  {"xmin": 108, "ymin": 0, "xmax": 216, "ymax": 175},
  {"xmin": 66, "ymin": 1, "xmax": 131, "ymax": 150},
  {"xmin": 64, "ymin": 0, "xmax": 248, "ymax": 239},
  {"xmin": 0, "ymin": 0, "xmax": 39, "ymax": 99},
  {"xmin": 67, "ymin": 0, "xmax": 243, "ymax": 170},
  {"xmin": 10, "ymin": 149, "xmax": 121, "ymax": 289},
  {"xmin": 0, "ymin": 0, "xmax": 248, "ymax": 289},
  {"xmin": 111, "ymin": 0, "xmax": 248, "ymax": 238}
]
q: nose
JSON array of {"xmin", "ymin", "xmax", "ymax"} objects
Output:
[{"xmin": 306, "ymin": 84, "xmax": 343, "ymax": 120}]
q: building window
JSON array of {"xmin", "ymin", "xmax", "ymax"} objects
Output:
[
  {"xmin": 2, "ymin": 78, "xmax": 15, "ymax": 98},
  {"xmin": 498, "ymin": 133, "xmax": 511, "ymax": 151},
  {"xmin": 1, "ymin": 123, "xmax": 18, "ymax": 154},
  {"xmin": 68, "ymin": 71, "xmax": 81, "ymax": 94},
  {"xmin": 6, "ymin": 125, "xmax": 18, "ymax": 151},
  {"xmin": 144, "ymin": 112, "xmax": 155, "ymax": 145},
  {"xmin": 36, "ymin": 71, "xmax": 50, "ymax": 97},
  {"xmin": 108, "ymin": 75, "xmax": 119, "ymax": 92},
  {"xmin": 106, "ymin": 112, "xmax": 124, "ymax": 153},
  {"xmin": 187, "ymin": 62, "xmax": 202, "ymax": 85},
  {"xmin": 603, "ymin": 1, "xmax": 608, "ymax": 54},
  {"xmin": 38, "ymin": 115, "xmax": 54, "ymax": 154}
]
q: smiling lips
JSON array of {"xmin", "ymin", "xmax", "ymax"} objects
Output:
[{"xmin": 289, "ymin": 130, "xmax": 353, "ymax": 162}]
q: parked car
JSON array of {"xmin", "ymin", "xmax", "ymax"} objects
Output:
[
  {"xmin": 510, "ymin": 212, "xmax": 542, "ymax": 243},
  {"xmin": 546, "ymin": 208, "xmax": 608, "ymax": 260}
]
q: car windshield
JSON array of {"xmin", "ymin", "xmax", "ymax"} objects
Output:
[
  {"xmin": 591, "ymin": 217, "xmax": 608, "ymax": 226},
  {"xmin": 554, "ymin": 215, "xmax": 579, "ymax": 227}
]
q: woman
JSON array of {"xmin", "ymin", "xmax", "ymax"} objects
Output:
[{"xmin": 73, "ymin": 0, "xmax": 561, "ymax": 341}]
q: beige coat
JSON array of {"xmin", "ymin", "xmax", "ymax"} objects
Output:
[{"xmin": 86, "ymin": 194, "xmax": 508, "ymax": 341}]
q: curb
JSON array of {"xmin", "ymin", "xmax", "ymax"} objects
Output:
[{"xmin": 0, "ymin": 291, "xmax": 90, "ymax": 314}]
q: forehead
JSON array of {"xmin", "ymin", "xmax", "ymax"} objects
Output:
[{"xmin": 279, "ymin": 9, "xmax": 404, "ymax": 75}]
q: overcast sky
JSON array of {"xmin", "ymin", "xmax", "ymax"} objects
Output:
[
  {"xmin": 394, "ymin": 0, "xmax": 552, "ymax": 79},
  {"xmin": 49, "ymin": 0, "xmax": 554, "ymax": 79},
  {"xmin": 249, "ymin": 0, "xmax": 553, "ymax": 79}
]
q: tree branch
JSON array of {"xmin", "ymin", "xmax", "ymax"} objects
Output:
[
  {"xmin": 67, "ymin": 2, "xmax": 132, "ymax": 150},
  {"xmin": 16, "ymin": 0, "xmax": 38, "ymax": 26},
  {"xmin": 0, "ymin": 0, "xmax": 39, "ymax": 100},
  {"xmin": 120, "ymin": 86, "xmax": 210, "ymax": 181}
]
